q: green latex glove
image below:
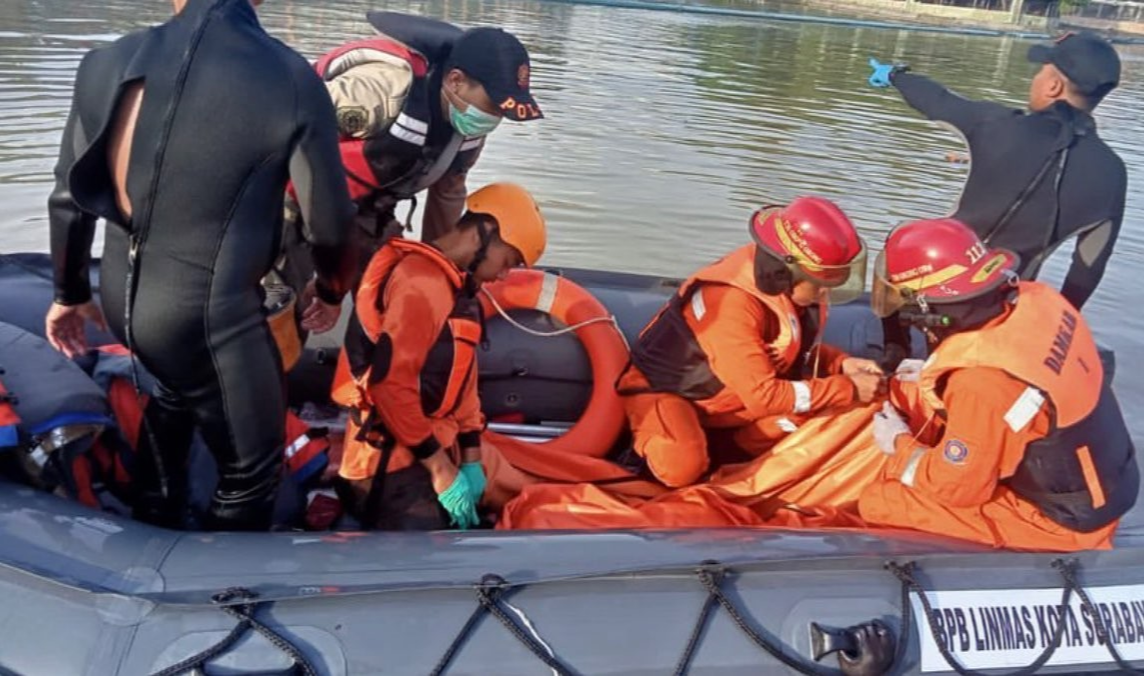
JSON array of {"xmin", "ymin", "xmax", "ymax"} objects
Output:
[
  {"xmin": 437, "ymin": 472, "xmax": 479, "ymax": 530},
  {"xmin": 460, "ymin": 462, "xmax": 487, "ymax": 505}
]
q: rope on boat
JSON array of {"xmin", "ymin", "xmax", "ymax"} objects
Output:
[
  {"xmin": 1058, "ymin": 561, "xmax": 1145, "ymax": 675},
  {"xmin": 479, "ymin": 284, "xmax": 631, "ymax": 351},
  {"xmin": 674, "ymin": 565, "xmax": 724, "ymax": 676},
  {"xmin": 433, "ymin": 563, "xmax": 899, "ymax": 676},
  {"xmin": 676, "ymin": 561, "xmax": 900, "ymax": 676},
  {"xmin": 148, "ymin": 587, "xmax": 319, "ymax": 676},
  {"xmin": 887, "ymin": 558, "xmax": 1143, "ymax": 676},
  {"xmin": 143, "ymin": 559, "xmax": 1140, "ymax": 675},
  {"xmin": 430, "ymin": 574, "xmax": 578, "ymax": 676}
]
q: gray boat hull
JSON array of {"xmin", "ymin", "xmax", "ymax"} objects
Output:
[{"xmin": 2, "ymin": 486, "xmax": 1142, "ymax": 676}]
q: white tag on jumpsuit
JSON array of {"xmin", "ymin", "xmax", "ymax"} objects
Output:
[{"xmin": 1003, "ymin": 386, "xmax": 1046, "ymax": 433}]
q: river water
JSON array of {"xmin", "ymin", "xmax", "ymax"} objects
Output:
[{"xmin": 0, "ymin": 0, "xmax": 1141, "ymax": 537}]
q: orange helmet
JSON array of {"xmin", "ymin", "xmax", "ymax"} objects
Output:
[
  {"xmin": 749, "ymin": 196, "xmax": 867, "ymax": 303},
  {"xmin": 466, "ymin": 183, "xmax": 547, "ymax": 267},
  {"xmin": 871, "ymin": 218, "xmax": 1019, "ymax": 317}
]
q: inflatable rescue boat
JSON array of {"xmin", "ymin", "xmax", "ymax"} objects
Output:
[{"xmin": 0, "ymin": 252, "xmax": 1141, "ymax": 676}]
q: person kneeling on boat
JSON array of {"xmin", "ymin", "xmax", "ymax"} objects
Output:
[
  {"xmin": 617, "ymin": 197, "xmax": 884, "ymax": 488},
  {"xmin": 331, "ymin": 182, "xmax": 546, "ymax": 530},
  {"xmin": 859, "ymin": 218, "xmax": 1138, "ymax": 551}
]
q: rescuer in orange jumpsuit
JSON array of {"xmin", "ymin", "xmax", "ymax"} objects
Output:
[
  {"xmin": 859, "ymin": 218, "xmax": 1138, "ymax": 551},
  {"xmin": 617, "ymin": 197, "xmax": 885, "ymax": 488},
  {"xmin": 331, "ymin": 183, "xmax": 546, "ymax": 530}
]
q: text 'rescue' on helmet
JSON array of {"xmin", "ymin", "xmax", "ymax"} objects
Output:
[
  {"xmin": 871, "ymin": 218, "xmax": 1020, "ymax": 318},
  {"xmin": 748, "ymin": 196, "xmax": 868, "ymax": 304}
]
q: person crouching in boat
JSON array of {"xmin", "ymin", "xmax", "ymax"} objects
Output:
[
  {"xmin": 330, "ymin": 183, "xmax": 546, "ymax": 530},
  {"xmin": 616, "ymin": 197, "xmax": 885, "ymax": 488},
  {"xmin": 860, "ymin": 218, "xmax": 1139, "ymax": 551}
]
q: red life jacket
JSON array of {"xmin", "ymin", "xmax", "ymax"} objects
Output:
[
  {"xmin": 282, "ymin": 408, "xmax": 331, "ymax": 485},
  {"xmin": 0, "ymin": 377, "xmax": 19, "ymax": 450},
  {"xmin": 88, "ymin": 347, "xmax": 331, "ymax": 508},
  {"xmin": 0, "ymin": 325, "xmax": 120, "ymax": 511},
  {"xmin": 287, "ymin": 37, "xmax": 484, "ymax": 206}
]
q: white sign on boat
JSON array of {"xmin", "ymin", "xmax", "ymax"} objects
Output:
[{"xmin": 911, "ymin": 584, "xmax": 1145, "ymax": 672}]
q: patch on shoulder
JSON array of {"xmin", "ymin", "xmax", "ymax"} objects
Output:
[
  {"xmin": 336, "ymin": 106, "xmax": 369, "ymax": 136},
  {"xmin": 943, "ymin": 439, "xmax": 969, "ymax": 465}
]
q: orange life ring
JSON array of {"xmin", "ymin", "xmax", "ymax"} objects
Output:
[{"xmin": 479, "ymin": 269, "xmax": 628, "ymax": 458}]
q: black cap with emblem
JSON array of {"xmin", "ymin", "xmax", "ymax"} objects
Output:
[
  {"xmin": 446, "ymin": 27, "xmax": 543, "ymax": 121},
  {"xmin": 364, "ymin": 12, "xmax": 543, "ymax": 122}
]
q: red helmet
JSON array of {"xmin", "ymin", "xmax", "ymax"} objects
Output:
[
  {"xmin": 872, "ymin": 218, "xmax": 1019, "ymax": 317},
  {"xmin": 749, "ymin": 196, "xmax": 867, "ymax": 303}
]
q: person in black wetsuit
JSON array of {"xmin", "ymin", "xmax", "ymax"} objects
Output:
[
  {"xmin": 868, "ymin": 31, "xmax": 1126, "ymax": 360},
  {"xmin": 44, "ymin": 0, "xmax": 356, "ymax": 531}
]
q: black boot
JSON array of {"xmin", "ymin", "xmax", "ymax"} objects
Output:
[{"xmin": 131, "ymin": 386, "xmax": 194, "ymax": 529}]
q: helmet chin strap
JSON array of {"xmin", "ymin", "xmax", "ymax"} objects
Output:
[
  {"xmin": 901, "ymin": 291, "xmax": 1010, "ymax": 343},
  {"xmin": 900, "ymin": 306, "xmax": 954, "ymax": 329},
  {"xmin": 809, "ymin": 289, "xmax": 830, "ymax": 377},
  {"xmin": 463, "ymin": 219, "xmax": 494, "ymax": 297},
  {"xmin": 467, "ymin": 220, "xmax": 494, "ymax": 273},
  {"xmin": 897, "ymin": 296, "xmax": 954, "ymax": 346}
]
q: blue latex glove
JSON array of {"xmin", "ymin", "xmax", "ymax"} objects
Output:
[
  {"xmin": 460, "ymin": 461, "xmax": 487, "ymax": 505},
  {"xmin": 868, "ymin": 57, "xmax": 903, "ymax": 88},
  {"xmin": 437, "ymin": 472, "xmax": 480, "ymax": 530}
]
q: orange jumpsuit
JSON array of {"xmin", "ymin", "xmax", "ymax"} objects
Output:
[
  {"xmin": 334, "ymin": 242, "xmax": 485, "ymax": 481},
  {"xmin": 858, "ymin": 282, "xmax": 1135, "ymax": 551},
  {"xmin": 620, "ymin": 246, "xmax": 857, "ymax": 487}
]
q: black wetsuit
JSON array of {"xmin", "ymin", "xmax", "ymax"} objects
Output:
[
  {"xmin": 891, "ymin": 73, "xmax": 1127, "ymax": 307},
  {"xmin": 48, "ymin": 0, "xmax": 355, "ymax": 530},
  {"xmin": 882, "ymin": 72, "xmax": 1127, "ymax": 357}
]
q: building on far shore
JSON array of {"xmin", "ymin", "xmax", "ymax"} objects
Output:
[
  {"xmin": 1056, "ymin": 0, "xmax": 1143, "ymax": 36},
  {"xmin": 801, "ymin": 0, "xmax": 1143, "ymax": 37}
]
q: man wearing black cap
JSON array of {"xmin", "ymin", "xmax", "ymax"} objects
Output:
[
  {"xmin": 867, "ymin": 31, "xmax": 1126, "ymax": 360},
  {"xmin": 281, "ymin": 12, "xmax": 542, "ymax": 296}
]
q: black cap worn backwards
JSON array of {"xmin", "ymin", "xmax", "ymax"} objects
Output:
[
  {"xmin": 1028, "ymin": 31, "xmax": 1121, "ymax": 98},
  {"xmin": 447, "ymin": 27, "xmax": 542, "ymax": 121}
]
